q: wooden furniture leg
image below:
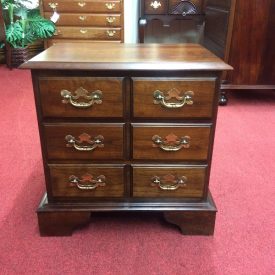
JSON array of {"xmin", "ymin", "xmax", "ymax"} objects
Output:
[
  {"xmin": 37, "ymin": 211, "xmax": 91, "ymax": 236},
  {"xmin": 164, "ymin": 211, "xmax": 216, "ymax": 235}
]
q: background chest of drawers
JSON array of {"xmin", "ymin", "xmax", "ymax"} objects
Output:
[
  {"xmin": 42, "ymin": 0, "xmax": 124, "ymax": 47},
  {"xmin": 139, "ymin": 0, "xmax": 205, "ymax": 43},
  {"xmin": 22, "ymin": 43, "xmax": 231, "ymax": 236}
]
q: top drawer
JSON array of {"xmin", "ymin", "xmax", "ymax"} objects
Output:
[
  {"xmin": 38, "ymin": 77, "xmax": 124, "ymax": 118},
  {"xmin": 133, "ymin": 77, "xmax": 217, "ymax": 119},
  {"xmin": 43, "ymin": 0, "xmax": 122, "ymax": 13}
]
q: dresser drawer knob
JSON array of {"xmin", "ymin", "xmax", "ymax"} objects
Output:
[
  {"xmin": 106, "ymin": 16, "xmax": 116, "ymax": 24},
  {"xmin": 48, "ymin": 2, "xmax": 58, "ymax": 9},
  {"xmin": 79, "ymin": 15, "xmax": 87, "ymax": 21},
  {"xmin": 153, "ymin": 89, "xmax": 194, "ymax": 108},
  {"xmin": 65, "ymin": 133, "xmax": 104, "ymax": 152},
  {"xmin": 105, "ymin": 3, "xmax": 115, "ymax": 9},
  {"xmin": 80, "ymin": 29, "xmax": 88, "ymax": 34},
  {"xmin": 151, "ymin": 175, "xmax": 187, "ymax": 191},
  {"xmin": 150, "ymin": 1, "xmax": 162, "ymax": 9},
  {"xmin": 152, "ymin": 133, "xmax": 190, "ymax": 152},
  {"xmin": 69, "ymin": 174, "xmax": 106, "ymax": 190},
  {"xmin": 61, "ymin": 87, "xmax": 102, "ymax": 108},
  {"xmin": 78, "ymin": 1, "xmax": 86, "ymax": 7},
  {"xmin": 106, "ymin": 30, "xmax": 116, "ymax": 37}
]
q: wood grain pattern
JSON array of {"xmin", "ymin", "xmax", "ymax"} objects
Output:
[
  {"xmin": 39, "ymin": 77, "xmax": 124, "ymax": 118},
  {"xmin": 49, "ymin": 164, "xmax": 125, "ymax": 198},
  {"xmin": 44, "ymin": 123, "xmax": 125, "ymax": 160},
  {"xmin": 132, "ymin": 124, "xmax": 211, "ymax": 160},
  {"xmin": 21, "ymin": 43, "xmax": 232, "ymax": 71},
  {"xmin": 133, "ymin": 77, "xmax": 216, "ymax": 118},
  {"xmin": 132, "ymin": 165, "xmax": 206, "ymax": 198},
  {"xmin": 226, "ymin": 0, "xmax": 275, "ymax": 85}
]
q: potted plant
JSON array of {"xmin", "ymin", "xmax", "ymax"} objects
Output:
[{"xmin": 1, "ymin": 0, "xmax": 56, "ymax": 67}]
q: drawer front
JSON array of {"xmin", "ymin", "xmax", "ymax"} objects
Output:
[
  {"xmin": 54, "ymin": 27, "xmax": 121, "ymax": 40},
  {"xmin": 133, "ymin": 78, "xmax": 216, "ymax": 119},
  {"xmin": 39, "ymin": 77, "xmax": 124, "ymax": 118},
  {"xmin": 49, "ymin": 164, "xmax": 125, "ymax": 198},
  {"xmin": 132, "ymin": 124, "xmax": 211, "ymax": 161},
  {"xmin": 46, "ymin": 39, "xmax": 122, "ymax": 47},
  {"xmin": 44, "ymin": 124, "xmax": 125, "ymax": 160},
  {"xmin": 144, "ymin": 0, "xmax": 167, "ymax": 14},
  {"xmin": 43, "ymin": 0, "xmax": 122, "ymax": 13},
  {"xmin": 133, "ymin": 165, "xmax": 206, "ymax": 198},
  {"xmin": 44, "ymin": 13, "xmax": 122, "ymax": 27}
]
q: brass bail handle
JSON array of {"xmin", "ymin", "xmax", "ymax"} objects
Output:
[
  {"xmin": 151, "ymin": 175, "xmax": 187, "ymax": 190},
  {"xmin": 153, "ymin": 89, "xmax": 194, "ymax": 109},
  {"xmin": 152, "ymin": 133, "xmax": 190, "ymax": 152},
  {"xmin": 69, "ymin": 174, "xmax": 106, "ymax": 190},
  {"xmin": 65, "ymin": 133, "xmax": 104, "ymax": 152},
  {"xmin": 61, "ymin": 87, "xmax": 103, "ymax": 109}
]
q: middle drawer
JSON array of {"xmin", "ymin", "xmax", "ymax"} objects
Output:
[
  {"xmin": 44, "ymin": 123, "xmax": 125, "ymax": 160},
  {"xmin": 132, "ymin": 124, "xmax": 211, "ymax": 161}
]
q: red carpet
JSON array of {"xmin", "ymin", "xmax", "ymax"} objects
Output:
[{"xmin": 0, "ymin": 65, "xmax": 274, "ymax": 274}]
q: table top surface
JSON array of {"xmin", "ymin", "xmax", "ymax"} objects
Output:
[{"xmin": 21, "ymin": 43, "xmax": 232, "ymax": 71}]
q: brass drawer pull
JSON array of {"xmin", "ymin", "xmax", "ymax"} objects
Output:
[
  {"xmin": 153, "ymin": 88, "xmax": 194, "ymax": 108},
  {"xmin": 105, "ymin": 3, "xmax": 115, "ymax": 9},
  {"xmin": 61, "ymin": 87, "xmax": 102, "ymax": 108},
  {"xmin": 78, "ymin": 2, "xmax": 86, "ymax": 7},
  {"xmin": 106, "ymin": 16, "xmax": 116, "ymax": 24},
  {"xmin": 65, "ymin": 133, "xmax": 104, "ymax": 152},
  {"xmin": 150, "ymin": 1, "xmax": 161, "ymax": 9},
  {"xmin": 106, "ymin": 30, "xmax": 116, "ymax": 37},
  {"xmin": 80, "ymin": 29, "xmax": 87, "ymax": 34},
  {"xmin": 49, "ymin": 2, "xmax": 58, "ymax": 9},
  {"xmin": 79, "ymin": 15, "xmax": 87, "ymax": 21},
  {"xmin": 69, "ymin": 174, "xmax": 106, "ymax": 190},
  {"xmin": 151, "ymin": 175, "xmax": 187, "ymax": 190},
  {"xmin": 152, "ymin": 133, "xmax": 190, "ymax": 152}
]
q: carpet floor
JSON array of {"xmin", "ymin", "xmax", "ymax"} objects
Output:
[{"xmin": 0, "ymin": 65, "xmax": 274, "ymax": 274}]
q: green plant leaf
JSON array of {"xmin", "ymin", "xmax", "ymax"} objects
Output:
[{"xmin": 5, "ymin": 21, "xmax": 24, "ymax": 48}]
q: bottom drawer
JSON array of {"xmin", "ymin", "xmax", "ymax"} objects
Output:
[
  {"xmin": 132, "ymin": 165, "xmax": 207, "ymax": 198},
  {"xmin": 49, "ymin": 164, "xmax": 125, "ymax": 198}
]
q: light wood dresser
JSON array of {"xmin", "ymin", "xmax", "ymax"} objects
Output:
[
  {"xmin": 21, "ymin": 43, "xmax": 231, "ymax": 236},
  {"xmin": 42, "ymin": 0, "xmax": 124, "ymax": 47}
]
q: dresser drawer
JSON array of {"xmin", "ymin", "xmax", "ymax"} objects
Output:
[
  {"xmin": 54, "ymin": 27, "xmax": 121, "ymax": 40},
  {"xmin": 49, "ymin": 164, "xmax": 125, "ymax": 198},
  {"xmin": 44, "ymin": 123, "xmax": 125, "ymax": 160},
  {"xmin": 132, "ymin": 124, "xmax": 211, "ymax": 161},
  {"xmin": 132, "ymin": 165, "xmax": 206, "ymax": 198},
  {"xmin": 46, "ymin": 39, "xmax": 122, "ymax": 47},
  {"xmin": 132, "ymin": 78, "xmax": 216, "ymax": 119},
  {"xmin": 44, "ymin": 13, "xmax": 122, "ymax": 27},
  {"xmin": 144, "ymin": 0, "xmax": 167, "ymax": 14},
  {"xmin": 39, "ymin": 77, "xmax": 124, "ymax": 118},
  {"xmin": 43, "ymin": 0, "xmax": 122, "ymax": 13}
]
